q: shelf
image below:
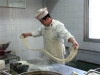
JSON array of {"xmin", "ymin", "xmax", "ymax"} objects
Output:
[{"xmin": 0, "ymin": 53, "xmax": 20, "ymax": 64}]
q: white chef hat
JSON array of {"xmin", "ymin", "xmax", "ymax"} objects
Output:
[{"xmin": 35, "ymin": 7, "xmax": 49, "ymax": 20}]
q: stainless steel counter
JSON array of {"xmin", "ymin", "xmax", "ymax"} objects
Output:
[
  {"xmin": 0, "ymin": 58, "xmax": 86, "ymax": 75},
  {"xmin": 26, "ymin": 58, "xmax": 86, "ymax": 75}
]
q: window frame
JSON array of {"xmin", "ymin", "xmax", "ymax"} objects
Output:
[{"xmin": 84, "ymin": 0, "xmax": 100, "ymax": 43}]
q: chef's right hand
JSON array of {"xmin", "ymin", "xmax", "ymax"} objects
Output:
[
  {"xmin": 21, "ymin": 33, "xmax": 32, "ymax": 38},
  {"xmin": 21, "ymin": 33, "xmax": 28, "ymax": 38}
]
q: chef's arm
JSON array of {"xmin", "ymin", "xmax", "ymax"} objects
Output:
[
  {"xmin": 21, "ymin": 27, "xmax": 42, "ymax": 38},
  {"xmin": 31, "ymin": 27, "xmax": 42, "ymax": 37},
  {"xmin": 56, "ymin": 24, "xmax": 78, "ymax": 47},
  {"xmin": 68, "ymin": 37, "xmax": 78, "ymax": 47},
  {"xmin": 25, "ymin": 33, "xmax": 32, "ymax": 36},
  {"xmin": 68, "ymin": 37, "xmax": 76, "ymax": 43},
  {"xmin": 21, "ymin": 33, "xmax": 32, "ymax": 38}
]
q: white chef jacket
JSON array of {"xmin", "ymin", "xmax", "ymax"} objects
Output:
[
  {"xmin": 31, "ymin": 19, "xmax": 73, "ymax": 64},
  {"xmin": 31, "ymin": 19, "xmax": 73, "ymax": 45}
]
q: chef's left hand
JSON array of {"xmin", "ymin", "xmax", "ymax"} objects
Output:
[
  {"xmin": 72, "ymin": 42, "xmax": 79, "ymax": 49},
  {"xmin": 68, "ymin": 37, "xmax": 79, "ymax": 49}
]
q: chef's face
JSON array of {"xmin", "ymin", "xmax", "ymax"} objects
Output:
[{"xmin": 39, "ymin": 17, "xmax": 50, "ymax": 26}]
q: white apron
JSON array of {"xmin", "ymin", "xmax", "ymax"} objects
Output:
[{"xmin": 42, "ymin": 25, "xmax": 65, "ymax": 64}]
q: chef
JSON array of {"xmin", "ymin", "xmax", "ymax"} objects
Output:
[{"xmin": 21, "ymin": 7, "xmax": 78, "ymax": 64}]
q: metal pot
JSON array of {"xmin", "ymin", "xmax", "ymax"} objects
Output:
[
  {"xmin": 21, "ymin": 71, "xmax": 62, "ymax": 75},
  {"xmin": 0, "ymin": 41, "xmax": 11, "ymax": 50}
]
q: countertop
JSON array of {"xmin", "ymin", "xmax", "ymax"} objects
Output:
[
  {"xmin": 25, "ymin": 58, "xmax": 86, "ymax": 75},
  {"xmin": 0, "ymin": 58, "xmax": 86, "ymax": 75}
]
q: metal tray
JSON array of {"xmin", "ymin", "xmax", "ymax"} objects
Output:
[
  {"xmin": 95, "ymin": 68, "xmax": 100, "ymax": 72},
  {"xmin": 86, "ymin": 68, "xmax": 100, "ymax": 75},
  {"xmin": 20, "ymin": 71, "xmax": 62, "ymax": 75}
]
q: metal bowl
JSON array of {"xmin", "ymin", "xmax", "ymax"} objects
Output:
[
  {"xmin": 0, "ymin": 41, "xmax": 11, "ymax": 50},
  {"xmin": 21, "ymin": 71, "xmax": 62, "ymax": 75}
]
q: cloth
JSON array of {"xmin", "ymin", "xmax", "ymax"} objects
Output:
[{"xmin": 32, "ymin": 19, "xmax": 73, "ymax": 42}]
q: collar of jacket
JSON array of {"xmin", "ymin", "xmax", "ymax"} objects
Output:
[{"xmin": 44, "ymin": 19, "xmax": 55, "ymax": 29}]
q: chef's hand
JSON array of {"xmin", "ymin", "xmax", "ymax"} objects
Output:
[
  {"xmin": 68, "ymin": 37, "xmax": 79, "ymax": 49},
  {"xmin": 21, "ymin": 33, "xmax": 28, "ymax": 38},
  {"xmin": 21, "ymin": 33, "xmax": 32, "ymax": 38},
  {"xmin": 72, "ymin": 41, "xmax": 79, "ymax": 49}
]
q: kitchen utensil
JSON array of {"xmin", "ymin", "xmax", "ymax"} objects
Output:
[
  {"xmin": 0, "ymin": 41, "xmax": 10, "ymax": 50},
  {"xmin": 20, "ymin": 71, "xmax": 62, "ymax": 75},
  {"xmin": 0, "ymin": 41, "xmax": 10, "ymax": 59},
  {"xmin": 10, "ymin": 63, "xmax": 29, "ymax": 74}
]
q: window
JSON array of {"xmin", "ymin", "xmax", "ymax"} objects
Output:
[{"xmin": 84, "ymin": 0, "xmax": 100, "ymax": 42}]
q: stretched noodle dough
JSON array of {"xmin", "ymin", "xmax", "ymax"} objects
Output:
[{"xmin": 20, "ymin": 35, "xmax": 78, "ymax": 62}]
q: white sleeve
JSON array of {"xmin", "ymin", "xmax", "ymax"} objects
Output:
[
  {"xmin": 31, "ymin": 27, "xmax": 42, "ymax": 37},
  {"xmin": 56, "ymin": 24, "xmax": 74, "ymax": 42}
]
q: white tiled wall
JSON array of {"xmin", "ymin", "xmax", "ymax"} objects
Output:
[
  {"xmin": 46, "ymin": 0, "xmax": 100, "ymax": 64},
  {"xmin": 46, "ymin": 0, "xmax": 100, "ymax": 51},
  {"xmin": 1, "ymin": 0, "xmax": 100, "ymax": 64},
  {"xmin": 76, "ymin": 49, "xmax": 100, "ymax": 65},
  {"xmin": 0, "ymin": 0, "xmax": 44, "ymax": 60}
]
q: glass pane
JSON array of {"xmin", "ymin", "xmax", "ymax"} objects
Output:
[{"xmin": 89, "ymin": 0, "xmax": 100, "ymax": 39}]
